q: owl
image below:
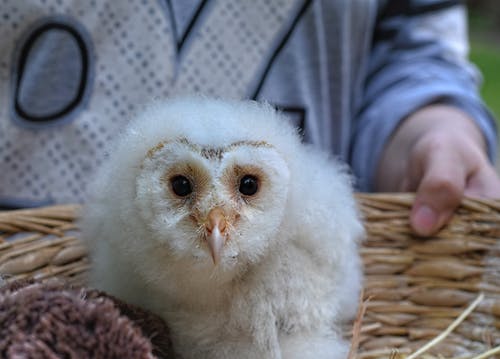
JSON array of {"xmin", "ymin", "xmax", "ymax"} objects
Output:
[{"xmin": 82, "ymin": 98, "xmax": 364, "ymax": 359}]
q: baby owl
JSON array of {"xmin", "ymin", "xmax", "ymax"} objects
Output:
[{"xmin": 82, "ymin": 98, "xmax": 364, "ymax": 359}]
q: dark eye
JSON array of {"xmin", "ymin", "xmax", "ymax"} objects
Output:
[
  {"xmin": 239, "ymin": 175, "xmax": 259, "ymax": 196},
  {"xmin": 170, "ymin": 175, "xmax": 192, "ymax": 197}
]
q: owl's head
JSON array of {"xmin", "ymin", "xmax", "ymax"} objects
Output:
[{"xmin": 101, "ymin": 98, "xmax": 300, "ymax": 275}]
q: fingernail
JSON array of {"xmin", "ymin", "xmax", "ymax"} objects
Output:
[{"xmin": 413, "ymin": 204, "xmax": 438, "ymax": 236}]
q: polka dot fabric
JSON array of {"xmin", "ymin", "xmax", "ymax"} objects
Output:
[
  {"xmin": 0, "ymin": 0, "xmax": 172, "ymax": 204},
  {"xmin": 0, "ymin": 0, "xmax": 298, "ymax": 205},
  {"xmin": 172, "ymin": 0, "xmax": 297, "ymax": 98}
]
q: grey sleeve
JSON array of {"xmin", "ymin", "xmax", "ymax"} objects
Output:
[{"xmin": 350, "ymin": 1, "xmax": 498, "ymax": 192}]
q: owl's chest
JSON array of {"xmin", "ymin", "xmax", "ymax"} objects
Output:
[
  {"xmin": 166, "ymin": 304, "xmax": 271, "ymax": 359},
  {"xmin": 163, "ymin": 243, "xmax": 337, "ymax": 357}
]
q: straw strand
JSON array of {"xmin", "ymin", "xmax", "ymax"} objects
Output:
[{"xmin": 405, "ymin": 293, "xmax": 485, "ymax": 359}]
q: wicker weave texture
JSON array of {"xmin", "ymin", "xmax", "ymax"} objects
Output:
[
  {"xmin": 0, "ymin": 205, "xmax": 87, "ymax": 285},
  {"xmin": 0, "ymin": 194, "xmax": 499, "ymax": 358}
]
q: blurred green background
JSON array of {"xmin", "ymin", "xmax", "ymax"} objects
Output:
[{"xmin": 468, "ymin": 1, "xmax": 500, "ymax": 120}]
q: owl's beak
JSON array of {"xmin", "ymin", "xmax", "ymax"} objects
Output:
[{"xmin": 205, "ymin": 207, "xmax": 227, "ymax": 265}]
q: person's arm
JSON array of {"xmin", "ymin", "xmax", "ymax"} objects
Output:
[{"xmin": 350, "ymin": 1, "xmax": 499, "ymax": 235}]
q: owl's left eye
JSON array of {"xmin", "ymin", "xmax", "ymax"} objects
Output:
[
  {"xmin": 239, "ymin": 175, "xmax": 259, "ymax": 196},
  {"xmin": 170, "ymin": 175, "xmax": 192, "ymax": 197}
]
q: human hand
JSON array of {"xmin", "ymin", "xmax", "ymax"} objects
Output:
[{"xmin": 376, "ymin": 104, "xmax": 500, "ymax": 236}]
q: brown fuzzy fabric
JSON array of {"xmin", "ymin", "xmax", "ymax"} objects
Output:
[
  {"xmin": 84, "ymin": 289, "xmax": 174, "ymax": 359},
  {"xmin": 0, "ymin": 279, "xmax": 174, "ymax": 359}
]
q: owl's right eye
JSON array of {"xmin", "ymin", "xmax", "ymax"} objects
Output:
[{"xmin": 170, "ymin": 175, "xmax": 192, "ymax": 197}]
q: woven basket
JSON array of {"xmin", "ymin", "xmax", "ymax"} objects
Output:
[{"xmin": 1, "ymin": 194, "xmax": 499, "ymax": 358}]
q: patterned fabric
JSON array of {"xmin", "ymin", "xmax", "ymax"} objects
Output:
[{"xmin": 0, "ymin": 0, "xmax": 496, "ymax": 207}]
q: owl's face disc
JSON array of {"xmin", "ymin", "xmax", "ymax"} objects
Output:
[{"xmin": 135, "ymin": 137, "xmax": 291, "ymax": 271}]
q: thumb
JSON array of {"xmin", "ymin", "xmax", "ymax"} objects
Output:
[{"xmin": 409, "ymin": 153, "xmax": 466, "ymax": 237}]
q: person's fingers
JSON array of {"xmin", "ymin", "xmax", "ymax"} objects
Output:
[
  {"xmin": 464, "ymin": 164, "xmax": 500, "ymax": 199},
  {"xmin": 406, "ymin": 136, "xmax": 467, "ymax": 236},
  {"xmin": 411, "ymin": 161, "xmax": 466, "ymax": 237},
  {"xmin": 375, "ymin": 104, "xmax": 500, "ymax": 237},
  {"xmin": 406, "ymin": 133, "xmax": 500, "ymax": 236}
]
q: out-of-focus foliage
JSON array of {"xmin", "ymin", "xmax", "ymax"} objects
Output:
[
  {"xmin": 468, "ymin": 0, "xmax": 500, "ymax": 30},
  {"xmin": 470, "ymin": 44, "xmax": 500, "ymax": 119},
  {"xmin": 467, "ymin": 1, "xmax": 500, "ymax": 120}
]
